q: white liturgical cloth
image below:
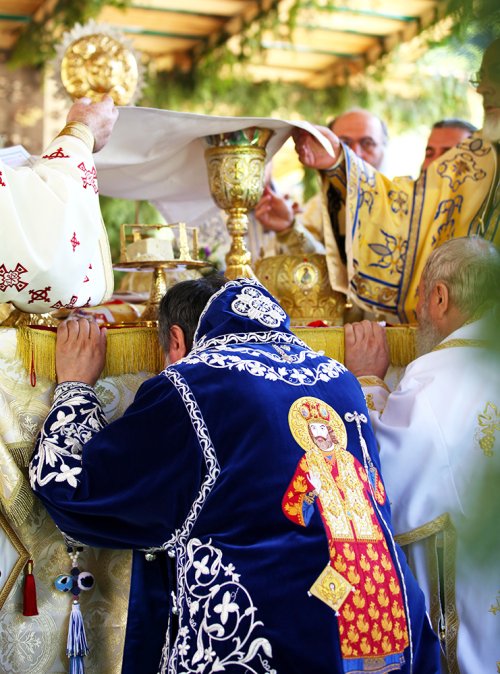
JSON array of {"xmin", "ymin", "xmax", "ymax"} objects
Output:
[{"xmin": 94, "ymin": 107, "xmax": 333, "ymax": 226}]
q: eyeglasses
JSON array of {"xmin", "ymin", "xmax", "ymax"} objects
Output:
[
  {"xmin": 338, "ymin": 136, "xmax": 379, "ymax": 151},
  {"xmin": 469, "ymin": 70, "xmax": 500, "ymax": 88},
  {"xmin": 469, "ymin": 73, "xmax": 481, "ymax": 88}
]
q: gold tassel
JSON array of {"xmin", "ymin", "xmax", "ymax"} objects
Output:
[{"xmin": 16, "ymin": 325, "xmax": 416, "ymax": 383}]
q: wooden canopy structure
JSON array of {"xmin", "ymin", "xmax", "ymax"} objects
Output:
[{"xmin": 0, "ymin": 0, "xmax": 446, "ymax": 88}]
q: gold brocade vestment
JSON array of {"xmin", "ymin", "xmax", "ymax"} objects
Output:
[{"xmin": 283, "ymin": 135, "xmax": 499, "ymax": 322}]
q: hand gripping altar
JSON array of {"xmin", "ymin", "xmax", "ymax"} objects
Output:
[{"xmin": 30, "ymin": 278, "xmax": 440, "ymax": 674}]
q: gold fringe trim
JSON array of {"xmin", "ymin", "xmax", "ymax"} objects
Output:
[
  {"xmin": 16, "ymin": 325, "xmax": 416, "ymax": 383},
  {"xmin": 2, "ymin": 442, "xmax": 36, "ymax": 527},
  {"xmin": 17, "ymin": 326, "xmax": 164, "ymax": 382},
  {"xmin": 0, "ymin": 509, "xmax": 30, "ymax": 610},
  {"xmin": 1, "ymin": 479, "xmax": 35, "ymax": 528},
  {"xmin": 8, "ymin": 441, "xmax": 33, "ymax": 469},
  {"xmin": 294, "ymin": 326, "xmax": 416, "ymax": 367}
]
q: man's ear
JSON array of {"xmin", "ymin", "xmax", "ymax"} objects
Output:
[
  {"xmin": 429, "ymin": 281, "xmax": 450, "ymax": 326},
  {"xmin": 168, "ymin": 325, "xmax": 188, "ymax": 364}
]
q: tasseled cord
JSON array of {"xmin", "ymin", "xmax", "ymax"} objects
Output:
[
  {"xmin": 23, "ymin": 559, "xmax": 39, "ymax": 616},
  {"xmin": 67, "ymin": 600, "xmax": 89, "ymax": 674}
]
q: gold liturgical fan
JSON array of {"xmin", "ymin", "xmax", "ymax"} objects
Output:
[{"xmin": 114, "ymin": 223, "xmax": 210, "ymax": 322}]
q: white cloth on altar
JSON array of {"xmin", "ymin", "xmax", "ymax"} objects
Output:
[
  {"xmin": 359, "ymin": 320, "xmax": 500, "ymax": 673},
  {"xmin": 0, "ymin": 136, "xmax": 113, "ymax": 312},
  {"xmin": 94, "ymin": 107, "xmax": 333, "ymax": 227}
]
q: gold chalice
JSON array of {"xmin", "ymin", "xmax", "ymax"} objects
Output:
[{"xmin": 204, "ymin": 127, "xmax": 274, "ymax": 279}]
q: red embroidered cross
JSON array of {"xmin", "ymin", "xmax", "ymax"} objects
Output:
[
  {"xmin": 28, "ymin": 286, "xmax": 51, "ymax": 304},
  {"xmin": 83, "ymin": 275, "xmax": 89, "ymax": 283},
  {"xmin": 78, "ymin": 162, "xmax": 98, "ymax": 193},
  {"xmin": 0, "ymin": 171, "xmax": 5, "ymax": 187},
  {"xmin": 51, "ymin": 295, "xmax": 78, "ymax": 310},
  {"xmin": 82, "ymin": 296, "xmax": 92, "ymax": 308},
  {"xmin": 0, "ymin": 263, "xmax": 28, "ymax": 292},
  {"xmin": 70, "ymin": 232, "xmax": 81, "ymax": 252},
  {"xmin": 42, "ymin": 147, "xmax": 69, "ymax": 160}
]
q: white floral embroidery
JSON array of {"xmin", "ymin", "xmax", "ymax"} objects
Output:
[
  {"xmin": 30, "ymin": 383, "xmax": 106, "ymax": 491},
  {"xmin": 173, "ymin": 539, "xmax": 275, "ymax": 674},
  {"xmin": 157, "ymin": 368, "xmax": 221, "ymax": 671},
  {"xmin": 183, "ymin": 348, "xmax": 346, "ymax": 386},
  {"xmin": 231, "ymin": 286, "xmax": 286, "ymax": 328}
]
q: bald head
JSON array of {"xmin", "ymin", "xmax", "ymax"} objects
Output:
[{"xmin": 329, "ymin": 109, "xmax": 387, "ymax": 170}]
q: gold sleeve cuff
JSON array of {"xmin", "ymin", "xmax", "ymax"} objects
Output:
[
  {"xmin": 357, "ymin": 375, "xmax": 390, "ymax": 392},
  {"xmin": 55, "ymin": 121, "xmax": 95, "ymax": 152}
]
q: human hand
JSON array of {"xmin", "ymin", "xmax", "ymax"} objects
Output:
[
  {"xmin": 254, "ymin": 186, "xmax": 295, "ymax": 232},
  {"xmin": 56, "ymin": 318, "xmax": 107, "ymax": 386},
  {"xmin": 309, "ymin": 471, "xmax": 322, "ymax": 495},
  {"xmin": 344, "ymin": 320, "xmax": 390, "ymax": 379},
  {"xmin": 67, "ymin": 96, "xmax": 119, "ymax": 152},
  {"xmin": 292, "ymin": 125, "xmax": 341, "ymax": 170}
]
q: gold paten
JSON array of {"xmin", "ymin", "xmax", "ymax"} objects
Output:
[
  {"xmin": 204, "ymin": 127, "xmax": 273, "ymax": 280},
  {"xmin": 254, "ymin": 253, "xmax": 346, "ymax": 326},
  {"xmin": 61, "ymin": 33, "xmax": 138, "ymax": 105}
]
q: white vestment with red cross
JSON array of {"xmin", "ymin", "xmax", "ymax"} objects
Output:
[{"xmin": 0, "ymin": 136, "xmax": 113, "ymax": 313}]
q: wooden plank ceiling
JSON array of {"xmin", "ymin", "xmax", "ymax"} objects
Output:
[{"xmin": 0, "ymin": 0, "xmax": 444, "ymax": 88}]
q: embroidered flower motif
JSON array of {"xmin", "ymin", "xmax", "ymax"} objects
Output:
[
  {"xmin": 184, "ymin": 348, "xmax": 346, "ymax": 387},
  {"xmin": 475, "ymin": 402, "xmax": 499, "ymax": 457},
  {"xmin": 214, "ymin": 590, "xmax": 239, "ymax": 625},
  {"xmin": 178, "ymin": 641, "xmax": 190, "ymax": 657},
  {"xmin": 193, "ymin": 554, "xmax": 211, "ymax": 581},
  {"xmin": 231, "ymin": 287, "xmax": 286, "ymax": 328},
  {"xmin": 171, "ymin": 539, "xmax": 274, "ymax": 673},
  {"xmin": 30, "ymin": 384, "xmax": 106, "ymax": 492},
  {"xmin": 55, "ymin": 464, "xmax": 82, "ymax": 487},
  {"xmin": 368, "ymin": 230, "xmax": 407, "ymax": 276},
  {"xmin": 51, "ymin": 409, "xmax": 77, "ymax": 432}
]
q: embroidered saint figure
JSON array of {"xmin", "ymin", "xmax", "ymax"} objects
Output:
[{"xmin": 282, "ymin": 396, "xmax": 408, "ymax": 672}]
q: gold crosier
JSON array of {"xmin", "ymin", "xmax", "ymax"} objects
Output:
[{"xmin": 204, "ymin": 128, "xmax": 274, "ymax": 279}]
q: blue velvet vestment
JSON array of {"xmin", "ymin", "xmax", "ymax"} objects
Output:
[{"xmin": 30, "ymin": 279, "xmax": 440, "ymax": 674}]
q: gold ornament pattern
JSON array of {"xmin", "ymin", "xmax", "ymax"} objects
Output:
[
  {"xmin": 61, "ymin": 33, "xmax": 139, "ymax": 105},
  {"xmin": 0, "ymin": 327, "xmax": 150, "ymax": 673}
]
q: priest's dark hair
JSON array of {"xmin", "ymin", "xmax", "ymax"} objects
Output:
[{"xmin": 158, "ymin": 274, "xmax": 228, "ymax": 353}]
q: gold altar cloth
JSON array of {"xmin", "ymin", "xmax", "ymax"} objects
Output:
[
  {"xmin": 18, "ymin": 325, "xmax": 416, "ymax": 382},
  {"xmin": 0, "ymin": 327, "xmax": 151, "ymax": 674}
]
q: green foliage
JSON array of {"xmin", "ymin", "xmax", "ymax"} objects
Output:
[{"xmin": 9, "ymin": 0, "xmax": 132, "ymax": 69}]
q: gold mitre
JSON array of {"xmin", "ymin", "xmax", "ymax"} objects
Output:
[
  {"xmin": 52, "ymin": 20, "xmax": 143, "ymax": 105},
  {"xmin": 254, "ymin": 254, "xmax": 346, "ymax": 326}
]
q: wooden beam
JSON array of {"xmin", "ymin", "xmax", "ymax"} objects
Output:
[
  {"xmin": 98, "ymin": 6, "xmax": 224, "ymax": 35},
  {"xmin": 130, "ymin": 0, "xmax": 251, "ymax": 17}
]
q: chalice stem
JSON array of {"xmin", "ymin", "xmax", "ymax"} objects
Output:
[{"xmin": 225, "ymin": 208, "xmax": 256, "ymax": 280}]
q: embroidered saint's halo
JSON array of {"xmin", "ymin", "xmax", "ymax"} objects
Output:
[{"xmin": 231, "ymin": 286, "xmax": 286, "ymax": 328}]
